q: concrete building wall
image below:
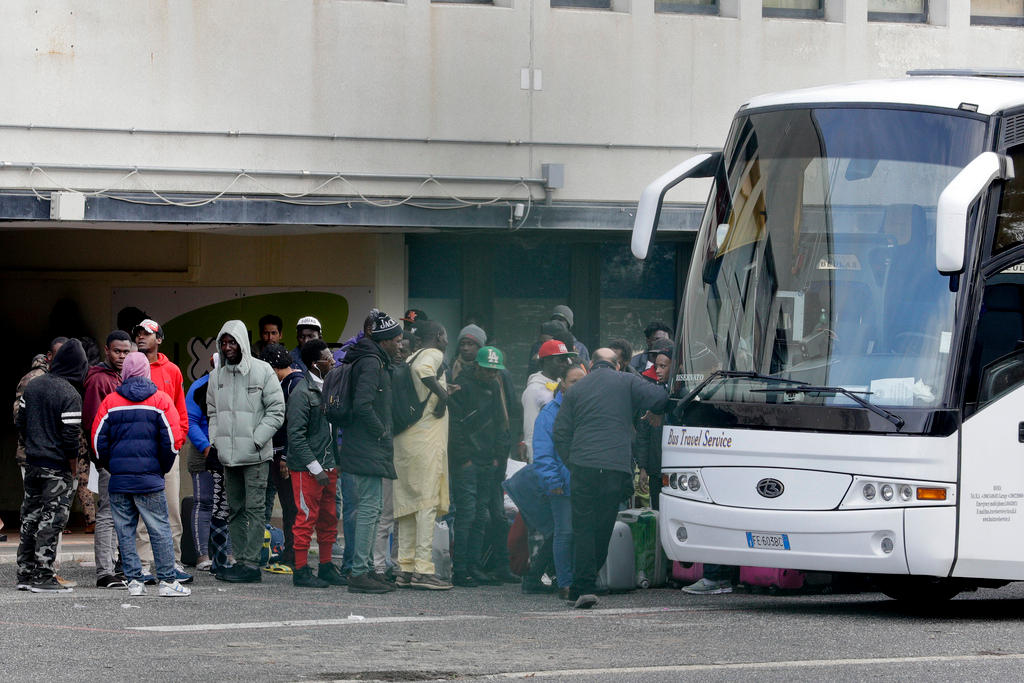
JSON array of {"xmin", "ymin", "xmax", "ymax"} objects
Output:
[{"xmin": 0, "ymin": 0, "xmax": 1021, "ymax": 211}]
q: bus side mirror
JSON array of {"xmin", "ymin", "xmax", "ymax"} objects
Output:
[
  {"xmin": 936, "ymin": 152, "xmax": 1014, "ymax": 274},
  {"xmin": 631, "ymin": 152, "xmax": 722, "ymax": 260}
]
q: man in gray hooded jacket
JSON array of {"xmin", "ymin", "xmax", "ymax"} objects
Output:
[{"xmin": 207, "ymin": 320, "xmax": 286, "ymax": 583}]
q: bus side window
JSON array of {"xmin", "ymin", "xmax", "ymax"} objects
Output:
[{"xmin": 992, "ymin": 147, "xmax": 1024, "ymax": 255}]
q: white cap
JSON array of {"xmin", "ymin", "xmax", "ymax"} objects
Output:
[{"xmin": 296, "ymin": 315, "xmax": 322, "ymax": 330}]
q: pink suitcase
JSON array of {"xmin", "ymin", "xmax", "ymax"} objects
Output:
[
  {"xmin": 739, "ymin": 566, "xmax": 805, "ymax": 591},
  {"xmin": 671, "ymin": 561, "xmax": 704, "ymax": 583}
]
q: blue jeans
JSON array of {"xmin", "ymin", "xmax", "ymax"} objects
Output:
[
  {"xmin": 350, "ymin": 474, "xmax": 382, "ymax": 576},
  {"xmin": 549, "ymin": 494, "xmax": 573, "ymax": 589},
  {"xmin": 335, "ymin": 472, "xmax": 358, "ymax": 573},
  {"xmin": 110, "ymin": 490, "xmax": 176, "ymax": 582}
]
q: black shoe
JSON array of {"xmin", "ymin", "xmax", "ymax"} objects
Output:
[
  {"xmin": 96, "ymin": 575, "xmax": 128, "ymax": 589},
  {"xmin": 216, "ymin": 564, "xmax": 260, "ymax": 583},
  {"xmin": 318, "ymin": 563, "xmax": 348, "ymax": 586},
  {"xmin": 452, "ymin": 573, "xmax": 478, "ymax": 587},
  {"xmin": 0, "ymin": 533, "xmax": 7, "ymax": 542},
  {"xmin": 372, "ymin": 571, "xmax": 397, "ymax": 589},
  {"xmin": 558, "ymin": 586, "xmax": 571, "ymax": 600},
  {"xmin": 521, "ymin": 578, "xmax": 554, "ymax": 594},
  {"xmin": 491, "ymin": 569, "xmax": 521, "ymax": 584},
  {"xmin": 28, "ymin": 576, "xmax": 72, "ymax": 593},
  {"xmin": 293, "ymin": 565, "xmax": 330, "ymax": 588},
  {"xmin": 347, "ymin": 572, "xmax": 390, "ymax": 594},
  {"xmin": 470, "ymin": 568, "xmax": 500, "ymax": 586}
]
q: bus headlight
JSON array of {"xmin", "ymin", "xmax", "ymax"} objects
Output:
[
  {"xmin": 662, "ymin": 470, "xmax": 713, "ymax": 503},
  {"xmin": 841, "ymin": 477, "xmax": 955, "ymax": 509}
]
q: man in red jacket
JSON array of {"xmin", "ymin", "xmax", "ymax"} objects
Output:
[
  {"xmin": 83, "ymin": 330, "xmax": 132, "ymax": 588},
  {"xmin": 133, "ymin": 318, "xmax": 191, "ymax": 583}
]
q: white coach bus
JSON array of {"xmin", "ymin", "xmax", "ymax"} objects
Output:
[{"xmin": 632, "ymin": 71, "xmax": 1024, "ymax": 601}]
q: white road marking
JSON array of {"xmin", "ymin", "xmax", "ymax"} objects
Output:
[
  {"xmin": 130, "ymin": 615, "xmax": 492, "ymax": 633},
  {"xmin": 131, "ymin": 605, "xmax": 705, "ymax": 633},
  {"xmin": 486, "ymin": 653, "xmax": 1024, "ymax": 678}
]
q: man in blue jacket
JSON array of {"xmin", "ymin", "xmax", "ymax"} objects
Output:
[{"xmin": 92, "ymin": 352, "xmax": 189, "ymax": 597}]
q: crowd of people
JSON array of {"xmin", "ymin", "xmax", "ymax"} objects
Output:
[{"xmin": 11, "ymin": 303, "xmax": 694, "ymax": 608}]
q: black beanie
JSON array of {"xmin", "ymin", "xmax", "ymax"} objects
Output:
[{"xmin": 369, "ymin": 309, "xmax": 402, "ymax": 341}]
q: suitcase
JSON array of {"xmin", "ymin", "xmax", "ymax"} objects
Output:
[
  {"xmin": 618, "ymin": 508, "xmax": 668, "ymax": 588},
  {"xmin": 597, "ymin": 520, "xmax": 635, "ymax": 592},
  {"xmin": 180, "ymin": 495, "xmax": 198, "ymax": 567},
  {"xmin": 739, "ymin": 566, "xmax": 805, "ymax": 591},
  {"xmin": 671, "ymin": 561, "xmax": 704, "ymax": 584}
]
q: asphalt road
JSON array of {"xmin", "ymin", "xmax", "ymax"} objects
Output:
[{"xmin": 4, "ymin": 563, "xmax": 1024, "ymax": 682}]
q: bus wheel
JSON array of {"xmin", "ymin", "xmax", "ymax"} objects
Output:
[{"xmin": 877, "ymin": 576, "xmax": 961, "ymax": 603}]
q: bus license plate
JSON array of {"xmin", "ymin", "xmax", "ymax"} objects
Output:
[{"xmin": 746, "ymin": 532, "xmax": 791, "ymax": 550}]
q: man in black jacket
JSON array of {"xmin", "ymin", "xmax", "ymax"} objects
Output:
[
  {"xmin": 553, "ymin": 347, "xmax": 668, "ymax": 609},
  {"xmin": 339, "ymin": 309, "xmax": 402, "ymax": 594},
  {"xmin": 15, "ymin": 339, "xmax": 89, "ymax": 593},
  {"xmin": 447, "ymin": 345, "xmax": 511, "ymax": 587}
]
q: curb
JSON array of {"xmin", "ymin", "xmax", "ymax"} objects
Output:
[{"xmin": 0, "ymin": 551, "xmax": 94, "ymax": 565}]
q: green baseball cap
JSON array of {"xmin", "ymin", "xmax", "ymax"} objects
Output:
[{"xmin": 476, "ymin": 345, "xmax": 506, "ymax": 370}]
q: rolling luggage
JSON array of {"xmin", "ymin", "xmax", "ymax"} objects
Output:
[
  {"xmin": 597, "ymin": 520, "xmax": 635, "ymax": 592},
  {"xmin": 671, "ymin": 561, "xmax": 704, "ymax": 585},
  {"xmin": 618, "ymin": 508, "xmax": 668, "ymax": 588},
  {"xmin": 739, "ymin": 566, "xmax": 805, "ymax": 591}
]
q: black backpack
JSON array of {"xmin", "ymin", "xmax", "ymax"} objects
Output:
[
  {"xmin": 391, "ymin": 350, "xmax": 444, "ymax": 435},
  {"xmin": 321, "ymin": 362, "xmax": 356, "ymax": 428}
]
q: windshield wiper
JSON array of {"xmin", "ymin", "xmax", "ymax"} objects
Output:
[
  {"xmin": 679, "ymin": 370, "xmax": 809, "ymax": 407},
  {"xmin": 752, "ymin": 385, "xmax": 905, "ymax": 431}
]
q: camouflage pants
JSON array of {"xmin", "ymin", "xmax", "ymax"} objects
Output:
[{"xmin": 17, "ymin": 464, "xmax": 74, "ymax": 582}]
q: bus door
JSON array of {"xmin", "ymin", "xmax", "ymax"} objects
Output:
[{"xmin": 955, "ymin": 150, "xmax": 1024, "ymax": 579}]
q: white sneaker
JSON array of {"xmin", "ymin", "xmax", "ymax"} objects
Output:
[
  {"xmin": 195, "ymin": 559, "xmax": 213, "ymax": 571},
  {"xmin": 127, "ymin": 579, "xmax": 146, "ymax": 597},
  {"xmin": 158, "ymin": 580, "xmax": 191, "ymax": 597},
  {"xmin": 681, "ymin": 578, "xmax": 733, "ymax": 595}
]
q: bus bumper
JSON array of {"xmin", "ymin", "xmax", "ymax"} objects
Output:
[{"xmin": 660, "ymin": 494, "xmax": 926, "ymax": 575}]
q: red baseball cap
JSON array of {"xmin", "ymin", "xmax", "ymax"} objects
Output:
[{"xmin": 538, "ymin": 339, "xmax": 577, "ymax": 359}]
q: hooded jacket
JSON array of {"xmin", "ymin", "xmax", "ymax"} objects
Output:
[
  {"xmin": 338, "ymin": 336, "xmax": 396, "ymax": 479},
  {"xmin": 207, "ymin": 320, "xmax": 286, "ymax": 468},
  {"xmin": 552, "ymin": 361, "xmax": 668, "ymax": 474},
  {"xmin": 531, "ymin": 391, "xmax": 570, "ymax": 495},
  {"xmin": 286, "ymin": 371, "xmax": 338, "ymax": 474},
  {"xmin": 83, "ymin": 363, "xmax": 122, "ymax": 450},
  {"xmin": 12, "ymin": 353, "xmax": 49, "ymax": 467},
  {"xmin": 521, "ymin": 371, "xmax": 558, "ymax": 462},
  {"xmin": 15, "ymin": 339, "xmax": 89, "ymax": 471},
  {"xmin": 148, "ymin": 352, "xmax": 188, "ymax": 450},
  {"xmin": 92, "ymin": 376, "xmax": 179, "ymax": 494}
]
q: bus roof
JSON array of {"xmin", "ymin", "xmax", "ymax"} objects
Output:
[{"xmin": 743, "ymin": 76, "xmax": 1024, "ymax": 116}]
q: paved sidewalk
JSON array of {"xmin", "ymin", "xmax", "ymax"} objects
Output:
[{"xmin": 0, "ymin": 532, "xmax": 95, "ymax": 565}]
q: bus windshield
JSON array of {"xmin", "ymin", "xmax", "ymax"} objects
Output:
[{"xmin": 680, "ymin": 107, "xmax": 987, "ymax": 409}]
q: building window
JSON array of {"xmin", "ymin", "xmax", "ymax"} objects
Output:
[
  {"xmin": 762, "ymin": 0, "xmax": 824, "ymax": 19},
  {"xmin": 868, "ymin": 0, "xmax": 927, "ymax": 22},
  {"xmin": 971, "ymin": 0, "xmax": 1024, "ymax": 25},
  {"xmin": 433, "ymin": 0, "xmax": 493, "ymax": 3},
  {"xmin": 656, "ymin": 0, "xmax": 718, "ymax": 14},
  {"xmin": 551, "ymin": 0, "xmax": 612, "ymax": 8}
]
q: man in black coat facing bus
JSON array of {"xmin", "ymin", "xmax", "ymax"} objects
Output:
[{"xmin": 553, "ymin": 347, "xmax": 668, "ymax": 609}]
